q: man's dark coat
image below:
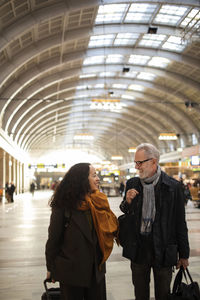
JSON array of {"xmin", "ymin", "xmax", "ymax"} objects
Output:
[{"xmin": 119, "ymin": 171, "xmax": 190, "ymax": 267}]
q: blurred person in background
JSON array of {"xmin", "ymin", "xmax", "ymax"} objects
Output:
[
  {"xmin": 119, "ymin": 181, "xmax": 125, "ymax": 197},
  {"xmin": 30, "ymin": 182, "xmax": 35, "ymax": 197},
  {"xmin": 9, "ymin": 182, "xmax": 16, "ymax": 203}
]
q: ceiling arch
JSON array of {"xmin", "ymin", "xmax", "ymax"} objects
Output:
[{"xmin": 0, "ymin": 0, "xmax": 200, "ymax": 164}]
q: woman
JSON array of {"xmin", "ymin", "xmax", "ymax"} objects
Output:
[{"xmin": 45, "ymin": 163, "xmax": 118, "ymax": 300}]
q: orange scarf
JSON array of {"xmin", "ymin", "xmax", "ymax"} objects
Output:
[{"xmin": 79, "ymin": 190, "xmax": 119, "ymax": 266}]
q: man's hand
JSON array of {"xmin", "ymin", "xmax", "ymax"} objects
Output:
[
  {"xmin": 176, "ymin": 258, "xmax": 189, "ymax": 270},
  {"xmin": 126, "ymin": 189, "xmax": 139, "ymax": 204},
  {"xmin": 46, "ymin": 271, "xmax": 55, "ymax": 283}
]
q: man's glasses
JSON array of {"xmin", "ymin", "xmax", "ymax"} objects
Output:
[{"xmin": 134, "ymin": 158, "xmax": 153, "ymax": 167}]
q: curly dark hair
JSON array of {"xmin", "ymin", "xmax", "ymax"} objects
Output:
[{"xmin": 49, "ymin": 163, "xmax": 91, "ymax": 209}]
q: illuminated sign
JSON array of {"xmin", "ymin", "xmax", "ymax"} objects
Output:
[
  {"xmin": 28, "ymin": 164, "xmax": 65, "ymax": 169},
  {"xmin": 191, "ymin": 156, "xmax": 200, "ymax": 166}
]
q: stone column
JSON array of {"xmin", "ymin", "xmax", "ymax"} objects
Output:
[
  {"xmin": 19, "ymin": 162, "xmax": 23, "ymax": 193},
  {"xmin": 5, "ymin": 153, "xmax": 10, "ymax": 185},
  {"xmin": 0, "ymin": 149, "xmax": 6, "ymax": 202},
  {"xmin": 17, "ymin": 160, "xmax": 20, "ymax": 194},
  {"xmin": 15, "ymin": 159, "xmax": 18, "ymax": 194},
  {"xmin": 22, "ymin": 163, "xmax": 24, "ymax": 193}
]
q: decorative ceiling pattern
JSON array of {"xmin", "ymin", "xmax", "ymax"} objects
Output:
[{"xmin": 0, "ymin": 0, "xmax": 200, "ymax": 163}]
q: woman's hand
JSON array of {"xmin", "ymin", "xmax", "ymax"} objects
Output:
[{"xmin": 126, "ymin": 189, "xmax": 139, "ymax": 204}]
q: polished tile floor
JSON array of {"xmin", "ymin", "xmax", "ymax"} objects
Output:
[{"xmin": 0, "ymin": 190, "xmax": 200, "ymax": 300}]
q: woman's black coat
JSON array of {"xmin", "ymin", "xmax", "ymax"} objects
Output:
[
  {"xmin": 45, "ymin": 208, "xmax": 105, "ymax": 287},
  {"xmin": 119, "ymin": 171, "xmax": 190, "ymax": 267}
]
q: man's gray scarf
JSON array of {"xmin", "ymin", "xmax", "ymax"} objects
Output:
[{"xmin": 140, "ymin": 165, "xmax": 161, "ymax": 235}]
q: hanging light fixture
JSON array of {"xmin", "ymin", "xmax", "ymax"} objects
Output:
[
  {"xmin": 74, "ymin": 133, "xmax": 94, "ymax": 141},
  {"xmin": 90, "ymin": 98, "xmax": 123, "ymax": 111},
  {"xmin": 128, "ymin": 147, "xmax": 136, "ymax": 153},
  {"xmin": 158, "ymin": 133, "xmax": 177, "ymax": 140}
]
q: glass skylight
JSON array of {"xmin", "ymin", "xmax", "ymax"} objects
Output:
[
  {"xmin": 96, "ymin": 4, "xmax": 128, "ymax": 24},
  {"xmin": 89, "ymin": 34, "xmax": 115, "ymax": 47},
  {"xmin": 112, "ymin": 83, "xmax": 127, "ymax": 89},
  {"xmin": 162, "ymin": 36, "xmax": 187, "ymax": 52},
  {"xmin": 121, "ymin": 94, "xmax": 135, "ymax": 100},
  {"xmin": 148, "ymin": 57, "xmax": 170, "ymax": 68},
  {"xmin": 76, "ymin": 85, "xmax": 88, "ymax": 90},
  {"xmin": 129, "ymin": 55, "xmax": 150, "ymax": 65},
  {"xmin": 122, "ymin": 71, "xmax": 137, "ymax": 78},
  {"xmin": 75, "ymin": 94, "xmax": 86, "ymax": 98},
  {"xmin": 139, "ymin": 34, "xmax": 166, "ymax": 48},
  {"xmin": 180, "ymin": 9, "xmax": 200, "ymax": 28},
  {"xmin": 155, "ymin": 5, "xmax": 188, "ymax": 25},
  {"xmin": 160, "ymin": 5, "xmax": 188, "ymax": 16},
  {"xmin": 94, "ymin": 84, "xmax": 104, "ymax": 89},
  {"xmin": 128, "ymin": 84, "xmax": 144, "ymax": 92},
  {"xmin": 125, "ymin": 3, "xmax": 157, "ymax": 23},
  {"xmin": 106, "ymin": 54, "xmax": 123, "ymax": 64},
  {"xmin": 99, "ymin": 72, "xmax": 116, "ymax": 77},
  {"xmin": 114, "ymin": 33, "xmax": 139, "ymax": 46},
  {"xmin": 80, "ymin": 74, "xmax": 96, "ymax": 79},
  {"xmin": 137, "ymin": 72, "xmax": 156, "ymax": 81},
  {"xmin": 83, "ymin": 56, "xmax": 105, "ymax": 65}
]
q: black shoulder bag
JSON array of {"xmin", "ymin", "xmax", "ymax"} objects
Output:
[
  {"xmin": 118, "ymin": 212, "xmax": 137, "ymax": 261},
  {"xmin": 168, "ymin": 266, "xmax": 200, "ymax": 300}
]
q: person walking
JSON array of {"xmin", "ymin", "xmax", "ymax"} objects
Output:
[
  {"xmin": 9, "ymin": 182, "xmax": 16, "ymax": 202},
  {"xmin": 30, "ymin": 182, "xmax": 35, "ymax": 196},
  {"xmin": 119, "ymin": 143, "xmax": 189, "ymax": 300},
  {"xmin": 5, "ymin": 182, "xmax": 10, "ymax": 202},
  {"xmin": 45, "ymin": 162, "xmax": 119, "ymax": 300},
  {"xmin": 119, "ymin": 181, "xmax": 125, "ymax": 197}
]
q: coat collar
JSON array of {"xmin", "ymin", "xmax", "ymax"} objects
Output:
[{"xmin": 160, "ymin": 171, "xmax": 175, "ymax": 187}]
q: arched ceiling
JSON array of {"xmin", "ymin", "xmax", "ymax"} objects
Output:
[{"xmin": 0, "ymin": 0, "xmax": 200, "ymax": 164}]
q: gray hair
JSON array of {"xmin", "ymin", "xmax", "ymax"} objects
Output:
[{"xmin": 136, "ymin": 143, "xmax": 160, "ymax": 162}]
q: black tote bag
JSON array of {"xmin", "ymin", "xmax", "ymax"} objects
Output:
[{"xmin": 168, "ymin": 266, "xmax": 200, "ymax": 300}]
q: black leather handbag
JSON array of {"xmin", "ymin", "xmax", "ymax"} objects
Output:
[
  {"xmin": 118, "ymin": 213, "xmax": 137, "ymax": 261},
  {"xmin": 118, "ymin": 213, "xmax": 135, "ymax": 247},
  {"xmin": 168, "ymin": 266, "xmax": 200, "ymax": 300}
]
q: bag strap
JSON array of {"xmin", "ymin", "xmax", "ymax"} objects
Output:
[
  {"xmin": 64, "ymin": 209, "xmax": 71, "ymax": 228},
  {"xmin": 172, "ymin": 267, "xmax": 183, "ymax": 294},
  {"xmin": 184, "ymin": 267, "xmax": 194, "ymax": 284}
]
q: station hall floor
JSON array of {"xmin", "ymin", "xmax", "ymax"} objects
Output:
[{"xmin": 0, "ymin": 190, "xmax": 200, "ymax": 300}]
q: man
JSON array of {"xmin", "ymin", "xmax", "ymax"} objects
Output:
[{"xmin": 119, "ymin": 143, "xmax": 189, "ymax": 300}]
